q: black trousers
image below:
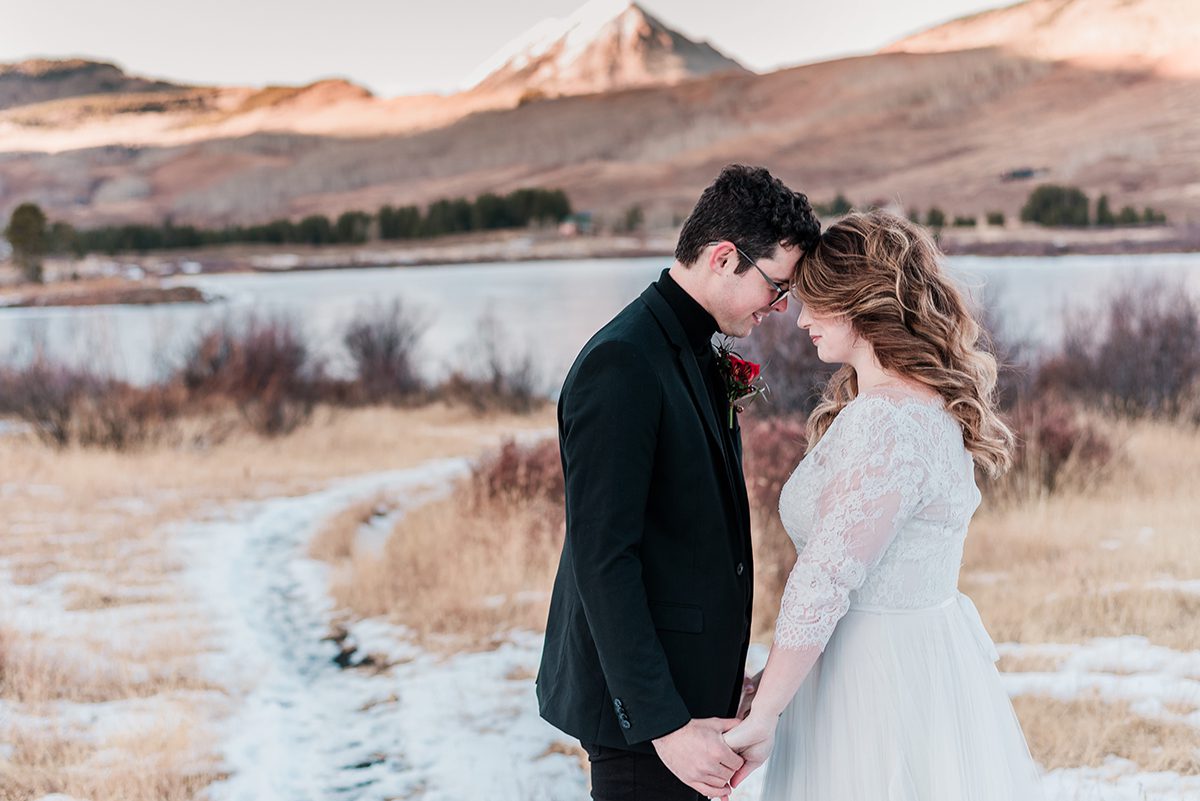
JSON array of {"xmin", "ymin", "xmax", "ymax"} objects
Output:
[{"xmin": 582, "ymin": 742, "xmax": 706, "ymax": 801}]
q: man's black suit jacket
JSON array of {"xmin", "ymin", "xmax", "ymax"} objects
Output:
[{"xmin": 536, "ymin": 283, "xmax": 754, "ymax": 754}]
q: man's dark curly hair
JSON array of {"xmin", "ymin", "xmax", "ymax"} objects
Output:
[{"xmin": 675, "ymin": 164, "xmax": 821, "ymax": 273}]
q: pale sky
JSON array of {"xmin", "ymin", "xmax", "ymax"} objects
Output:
[{"xmin": 1, "ymin": 1, "xmax": 1009, "ymax": 98}]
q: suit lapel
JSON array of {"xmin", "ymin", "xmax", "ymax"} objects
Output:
[
  {"xmin": 641, "ymin": 286, "xmax": 754, "ymax": 546},
  {"xmin": 640, "ymin": 287, "xmax": 729, "ymax": 471}
]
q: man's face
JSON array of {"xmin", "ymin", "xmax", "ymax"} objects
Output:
[{"xmin": 706, "ymin": 241, "xmax": 801, "ymax": 338}]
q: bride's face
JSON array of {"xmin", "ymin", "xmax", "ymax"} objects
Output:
[{"xmin": 797, "ymin": 302, "xmax": 858, "ymax": 363}]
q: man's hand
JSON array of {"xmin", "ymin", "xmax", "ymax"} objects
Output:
[
  {"xmin": 735, "ymin": 669, "xmax": 763, "ymax": 720},
  {"xmin": 652, "ymin": 718, "xmax": 745, "ymax": 798},
  {"xmin": 721, "ymin": 713, "xmax": 778, "ymax": 789}
]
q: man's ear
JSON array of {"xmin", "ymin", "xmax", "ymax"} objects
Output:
[{"xmin": 708, "ymin": 242, "xmax": 736, "ymax": 277}]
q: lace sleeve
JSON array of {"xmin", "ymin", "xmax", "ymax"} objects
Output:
[{"xmin": 774, "ymin": 399, "xmax": 930, "ymax": 651}]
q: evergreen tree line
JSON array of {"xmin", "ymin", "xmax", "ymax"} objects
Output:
[
  {"xmin": 7, "ymin": 188, "xmax": 573, "ymax": 258},
  {"xmin": 1020, "ymin": 185, "xmax": 1168, "ymax": 228},
  {"xmin": 813, "ymin": 185, "xmax": 1169, "ymax": 230}
]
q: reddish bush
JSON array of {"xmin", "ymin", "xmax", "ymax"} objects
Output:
[
  {"xmin": 740, "ymin": 415, "xmax": 809, "ymax": 637},
  {"xmin": 0, "ymin": 357, "xmax": 101, "ymax": 446},
  {"xmin": 740, "ymin": 415, "xmax": 809, "ymax": 512},
  {"xmin": 996, "ymin": 396, "xmax": 1116, "ymax": 496},
  {"xmin": 469, "ymin": 438, "xmax": 564, "ymax": 509},
  {"xmin": 176, "ymin": 313, "xmax": 323, "ymax": 435},
  {"xmin": 71, "ymin": 382, "xmax": 187, "ymax": 449},
  {"xmin": 0, "ymin": 357, "xmax": 185, "ymax": 449}
]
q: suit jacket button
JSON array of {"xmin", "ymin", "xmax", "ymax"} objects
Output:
[
  {"xmin": 620, "ymin": 719, "xmax": 632, "ymax": 729},
  {"xmin": 736, "ymin": 562, "xmax": 745, "ymax": 576}
]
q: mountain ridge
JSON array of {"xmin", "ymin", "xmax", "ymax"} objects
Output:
[
  {"xmin": 1, "ymin": 0, "xmax": 1196, "ymax": 229},
  {"xmin": 464, "ymin": 0, "xmax": 747, "ymax": 99},
  {"xmin": 884, "ymin": 0, "xmax": 1200, "ymax": 75}
]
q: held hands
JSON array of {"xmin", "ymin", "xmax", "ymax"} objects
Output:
[
  {"xmin": 721, "ymin": 713, "xmax": 778, "ymax": 789},
  {"xmin": 652, "ymin": 718, "xmax": 745, "ymax": 798}
]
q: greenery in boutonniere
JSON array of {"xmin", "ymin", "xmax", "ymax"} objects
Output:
[{"xmin": 715, "ymin": 338, "xmax": 768, "ymax": 428}]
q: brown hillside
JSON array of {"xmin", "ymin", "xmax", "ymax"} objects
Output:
[
  {"xmin": 0, "ymin": 58, "xmax": 186, "ymax": 111},
  {"xmin": 1, "ymin": 0, "xmax": 1197, "ymax": 228}
]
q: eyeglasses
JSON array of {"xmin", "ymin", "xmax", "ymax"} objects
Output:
[{"xmin": 707, "ymin": 241, "xmax": 792, "ymax": 308}]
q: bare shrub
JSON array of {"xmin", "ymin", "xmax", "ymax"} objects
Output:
[
  {"xmin": 468, "ymin": 437, "xmax": 563, "ymax": 509},
  {"xmin": 342, "ymin": 299, "xmax": 426, "ymax": 403},
  {"xmin": 988, "ymin": 396, "xmax": 1117, "ymax": 501},
  {"xmin": 176, "ymin": 313, "xmax": 323, "ymax": 435},
  {"xmin": 741, "ymin": 415, "xmax": 808, "ymax": 513},
  {"xmin": 741, "ymin": 310, "xmax": 834, "ymax": 417},
  {"xmin": 438, "ymin": 313, "xmax": 545, "ymax": 414},
  {"xmin": 0, "ymin": 356, "xmax": 105, "ymax": 446},
  {"xmin": 70, "ymin": 382, "xmax": 187, "ymax": 449},
  {"xmin": 1037, "ymin": 280, "xmax": 1200, "ymax": 420},
  {"xmin": 0, "ymin": 357, "xmax": 183, "ymax": 449},
  {"xmin": 976, "ymin": 293, "xmax": 1036, "ymax": 412}
]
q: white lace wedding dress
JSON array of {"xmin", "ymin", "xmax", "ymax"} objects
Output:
[{"xmin": 759, "ymin": 389, "xmax": 1045, "ymax": 800}]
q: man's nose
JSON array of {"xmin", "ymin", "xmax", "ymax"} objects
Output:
[{"xmin": 771, "ymin": 296, "xmax": 789, "ymax": 313}]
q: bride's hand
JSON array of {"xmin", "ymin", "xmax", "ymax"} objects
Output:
[{"xmin": 721, "ymin": 713, "xmax": 777, "ymax": 788}]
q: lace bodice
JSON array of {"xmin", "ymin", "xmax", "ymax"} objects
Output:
[{"xmin": 774, "ymin": 390, "xmax": 982, "ymax": 650}]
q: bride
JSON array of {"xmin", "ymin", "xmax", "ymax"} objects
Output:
[{"xmin": 723, "ymin": 210, "xmax": 1045, "ymax": 800}]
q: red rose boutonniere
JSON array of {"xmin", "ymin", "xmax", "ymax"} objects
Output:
[{"xmin": 715, "ymin": 338, "xmax": 768, "ymax": 428}]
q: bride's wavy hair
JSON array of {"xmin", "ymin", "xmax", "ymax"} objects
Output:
[{"xmin": 794, "ymin": 210, "xmax": 1014, "ymax": 476}]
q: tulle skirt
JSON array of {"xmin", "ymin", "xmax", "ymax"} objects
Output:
[{"xmin": 759, "ymin": 593, "xmax": 1046, "ymax": 801}]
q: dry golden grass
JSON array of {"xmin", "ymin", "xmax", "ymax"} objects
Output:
[
  {"xmin": 0, "ymin": 402, "xmax": 552, "ymax": 509},
  {"xmin": 0, "ymin": 402, "xmax": 550, "ymax": 798},
  {"xmin": 1165, "ymin": 700, "xmax": 1200, "ymax": 716},
  {"xmin": 308, "ymin": 494, "xmax": 388, "ymax": 563},
  {"xmin": 1002, "ymin": 588, "xmax": 1200, "ymax": 651},
  {"xmin": 965, "ymin": 418, "xmax": 1200, "ymax": 649},
  {"xmin": 0, "ymin": 717, "xmax": 227, "ymax": 801},
  {"xmin": 537, "ymin": 740, "xmax": 589, "ymax": 775},
  {"xmin": 964, "ymin": 418, "xmax": 1200, "ymax": 776},
  {"xmin": 1013, "ymin": 695, "xmax": 1200, "ymax": 774},
  {"xmin": 324, "ymin": 492, "xmax": 562, "ymax": 648},
  {"xmin": 61, "ymin": 581, "xmax": 166, "ymax": 611},
  {"xmin": 0, "ymin": 623, "xmax": 223, "ymax": 706}
]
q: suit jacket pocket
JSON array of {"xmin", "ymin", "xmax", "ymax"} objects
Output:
[{"xmin": 649, "ymin": 601, "xmax": 704, "ymax": 633}]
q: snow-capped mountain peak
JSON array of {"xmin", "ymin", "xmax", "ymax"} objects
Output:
[{"xmin": 463, "ymin": 0, "xmax": 746, "ymax": 98}]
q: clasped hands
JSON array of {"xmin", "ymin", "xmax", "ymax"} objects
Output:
[{"xmin": 651, "ymin": 671, "xmax": 774, "ymax": 799}]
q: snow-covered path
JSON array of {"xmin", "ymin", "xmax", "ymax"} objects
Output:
[{"xmin": 177, "ymin": 458, "xmax": 586, "ymax": 801}]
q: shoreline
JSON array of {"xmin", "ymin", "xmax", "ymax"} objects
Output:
[
  {"xmin": 0, "ymin": 280, "xmax": 207, "ymax": 308},
  {"xmin": 2, "ymin": 225, "xmax": 1198, "ymax": 309}
]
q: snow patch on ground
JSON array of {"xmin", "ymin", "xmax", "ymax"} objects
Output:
[
  {"xmin": 175, "ymin": 457, "xmax": 583, "ymax": 800},
  {"xmin": 998, "ymin": 636, "xmax": 1200, "ymax": 725}
]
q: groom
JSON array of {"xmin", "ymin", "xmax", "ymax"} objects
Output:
[{"xmin": 536, "ymin": 165, "xmax": 821, "ymax": 800}]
